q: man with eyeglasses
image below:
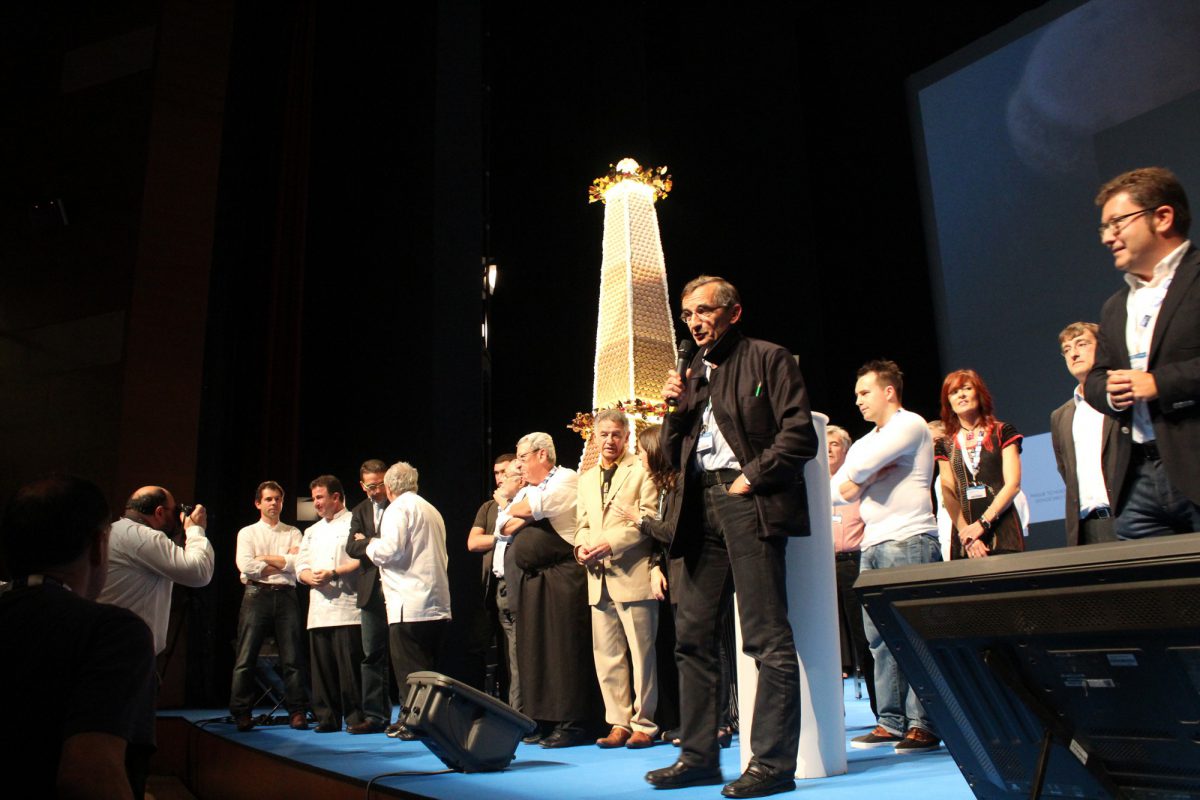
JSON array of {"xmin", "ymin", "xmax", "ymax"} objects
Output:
[
  {"xmin": 1086, "ymin": 167, "xmax": 1200, "ymax": 539},
  {"xmin": 345, "ymin": 459, "xmax": 394, "ymax": 734},
  {"xmin": 647, "ymin": 275, "xmax": 817, "ymax": 798}
]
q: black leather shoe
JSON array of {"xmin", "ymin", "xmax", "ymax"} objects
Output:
[
  {"xmin": 721, "ymin": 763, "xmax": 795, "ymax": 798},
  {"xmin": 539, "ymin": 728, "xmax": 590, "ymax": 748},
  {"xmin": 645, "ymin": 760, "xmax": 724, "ymax": 789}
]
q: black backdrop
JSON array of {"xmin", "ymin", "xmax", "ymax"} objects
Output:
[{"xmin": 7, "ymin": 1, "xmax": 1050, "ymax": 705}]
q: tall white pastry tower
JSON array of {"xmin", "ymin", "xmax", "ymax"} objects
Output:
[{"xmin": 581, "ymin": 158, "xmax": 677, "ymax": 472}]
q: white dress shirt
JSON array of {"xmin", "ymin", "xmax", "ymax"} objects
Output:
[
  {"xmin": 697, "ymin": 362, "xmax": 742, "ymax": 472},
  {"xmin": 1072, "ymin": 386, "xmax": 1111, "ymax": 516},
  {"xmin": 297, "ymin": 507, "xmax": 360, "ymax": 629},
  {"xmin": 367, "ymin": 491, "xmax": 451, "ymax": 625},
  {"xmin": 1121, "ymin": 240, "xmax": 1191, "ymax": 442},
  {"xmin": 496, "ymin": 465, "xmax": 580, "ymax": 545},
  {"xmin": 831, "ymin": 408, "xmax": 937, "ymax": 549},
  {"xmin": 235, "ymin": 519, "xmax": 302, "ymax": 585},
  {"xmin": 97, "ymin": 517, "xmax": 215, "ymax": 653}
]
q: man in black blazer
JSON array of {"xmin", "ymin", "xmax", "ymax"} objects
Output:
[
  {"xmin": 344, "ymin": 459, "xmax": 392, "ymax": 733},
  {"xmin": 1085, "ymin": 167, "xmax": 1200, "ymax": 539},
  {"xmin": 649, "ymin": 275, "xmax": 816, "ymax": 798},
  {"xmin": 1051, "ymin": 322, "xmax": 1125, "ymax": 545}
]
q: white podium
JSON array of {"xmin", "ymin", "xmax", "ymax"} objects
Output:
[{"xmin": 734, "ymin": 412, "xmax": 846, "ymax": 779}]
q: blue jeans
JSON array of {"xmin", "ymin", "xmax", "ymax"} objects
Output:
[
  {"xmin": 860, "ymin": 533, "xmax": 940, "ymax": 737},
  {"xmin": 229, "ymin": 584, "xmax": 309, "ymax": 715},
  {"xmin": 1116, "ymin": 456, "xmax": 1200, "ymax": 539}
]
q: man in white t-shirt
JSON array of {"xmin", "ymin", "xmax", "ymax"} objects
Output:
[{"xmin": 831, "ymin": 360, "xmax": 941, "ymax": 755}]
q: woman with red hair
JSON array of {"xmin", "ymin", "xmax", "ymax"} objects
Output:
[{"xmin": 936, "ymin": 370, "xmax": 1025, "ymax": 559}]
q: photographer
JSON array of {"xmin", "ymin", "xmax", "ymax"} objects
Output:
[{"xmin": 97, "ymin": 485, "xmax": 214, "ymax": 653}]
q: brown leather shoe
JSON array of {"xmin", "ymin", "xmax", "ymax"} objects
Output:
[
  {"xmin": 289, "ymin": 712, "xmax": 308, "ymax": 730},
  {"xmin": 596, "ymin": 726, "xmax": 632, "ymax": 748},
  {"xmin": 347, "ymin": 719, "xmax": 388, "ymax": 734},
  {"xmin": 235, "ymin": 715, "xmax": 254, "ymax": 732},
  {"xmin": 626, "ymin": 731, "xmax": 654, "ymax": 749}
]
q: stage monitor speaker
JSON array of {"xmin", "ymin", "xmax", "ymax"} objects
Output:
[
  {"xmin": 402, "ymin": 671, "xmax": 536, "ymax": 772},
  {"xmin": 856, "ymin": 534, "xmax": 1200, "ymax": 800}
]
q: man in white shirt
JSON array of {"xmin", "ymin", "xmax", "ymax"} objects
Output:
[
  {"xmin": 97, "ymin": 485, "xmax": 214, "ymax": 654},
  {"xmin": 496, "ymin": 432, "xmax": 599, "ymax": 749},
  {"xmin": 297, "ymin": 475, "xmax": 362, "ymax": 733},
  {"xmin": 366, "ymin": 461, "xmax": 451, "ymax": 741},
  {"xmin": 832, "ymin": 360, "xmax": 941, "ymax": 754},
  {"xmin": 229, "ymin": 480, "xmax": 308, "ymax": 731},
  {"xmin": 1051, "ymin": 323, "xmax": 1124, "ymax": 545},
  {"xmin": 1086, "ymin": 167, "xmax": 1200, "ymax": 539}
]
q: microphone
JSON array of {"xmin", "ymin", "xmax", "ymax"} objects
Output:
[{"xmin": 668, "ymin": 338, "xmax": 697, "ymax": 411}]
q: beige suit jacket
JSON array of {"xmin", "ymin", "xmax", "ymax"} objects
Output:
[{"xmin": 575, "ymin": 451, "xmax": 660, "ymax": 605}]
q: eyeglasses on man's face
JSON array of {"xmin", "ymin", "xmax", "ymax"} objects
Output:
[
  {"xmin": 679, "ymin": 304, "xmax": 728, "ymax": 325},
  {"xmin": 1098, "ymin": 207, "xmax": 1155, "ymax": 239}
]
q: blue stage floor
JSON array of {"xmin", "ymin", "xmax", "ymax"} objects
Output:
[{"xmin": 172, "ymin": 679, "xmax": 976, "ymax": 799}]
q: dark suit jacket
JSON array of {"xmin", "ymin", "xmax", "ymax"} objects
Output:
[
  {"xmin": 1050, "ymin": 393, "xmax": 1127, "ymax": 546},
  {"xmin": 345, "ymin": 497, "xmax": 388, "ymax": 608},
  {"xmin": 662, "ymin": 327, "xmax": 817, "ymax": 552},
  {"xmin": 1085, "ymin": 244, "xmax": 1200, "ymax": 504}
]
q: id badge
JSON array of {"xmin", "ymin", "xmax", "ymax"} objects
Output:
[
  {"xmin": 1130, "ymin": 351, "xmax": 1148, "ymax": 372},
  {"xmin": 697, "ymin": 430, "xmax": 714, "ymax": 455},
  {"xmin": 832, "ymin": 513, "xmax": 842, "ymax": 524},
  {"xmin": 966, "ymin": 484, "xmax": 987, "ymax": 501}
]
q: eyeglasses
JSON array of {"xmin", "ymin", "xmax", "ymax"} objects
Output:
[
  {"xmin": 362, "ymin": 482, "xmax": 385, "ymax": 491},
  {"xmin": 679, "ymin": 304, "xmax": 728, "ymax": 324},
  {"xmin": 516, "ymin": 449, "xmax": 541, "ymax": 462},
  {"xmin": 1098, "ymin": 208, "xmax": 1155, "ymax": 238}
]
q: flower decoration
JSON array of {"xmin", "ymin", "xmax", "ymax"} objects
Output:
[
  {"xmin": 588, "ymin": 159, "xmax": 673, "ymax": 204},
  {"xmin": 567, "ymin": 398, "xmax": 669, "ymax": 441}
]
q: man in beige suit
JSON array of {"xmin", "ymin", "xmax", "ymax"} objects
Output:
[{"xmin": 575, "ymin": 408, "xmax": 662, "ymax": 749}]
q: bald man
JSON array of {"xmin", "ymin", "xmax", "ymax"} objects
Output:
[{"xmin": 97, "ymin": 486, "xmax": 215, "ymax": 653}]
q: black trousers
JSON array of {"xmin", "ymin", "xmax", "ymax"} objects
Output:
[
  {"xmin": 389, "ymin": 618, "xmax": 450, "ymax": 701},
  {"xmin": 834, "ymin": 551, "xmax": 876, "ymax": 716},
  {"xmin": 674, "ymin": 484, "xmax": 799, "ymax": 774},
  {"xmin": 310, "ymin": 624, "xmax": 365, "ymax": 729}
]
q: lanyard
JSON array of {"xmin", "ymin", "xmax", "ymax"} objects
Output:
[{"xmin": 957, "ymin": 428, "xmax": 985, "ymax": 479}]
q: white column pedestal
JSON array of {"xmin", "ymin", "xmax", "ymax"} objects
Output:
[{"xmin": 734, "ymin": 412, "xmax": 846, "ymax": 779}]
